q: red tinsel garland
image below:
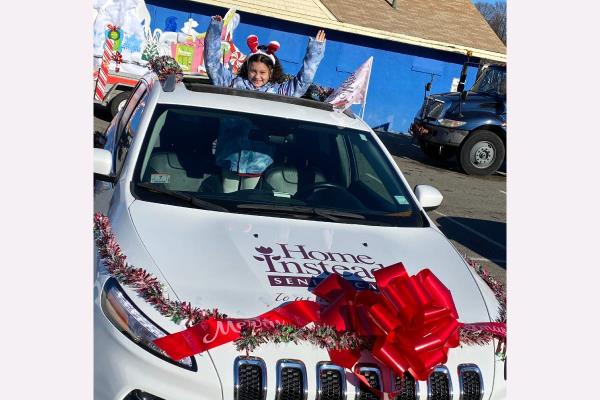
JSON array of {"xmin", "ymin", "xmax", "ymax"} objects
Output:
[
  {"xmin": 94, "ymin": 213, "xmax": 225, "ymax": 326},
  {"xmin": 465, "ymin": 257, "xmax": 507, "ymax": 323},
  {"xmin": 93, "ymin": 213, "xmax": 506, "ymax": 353},
  {"xmin": 460, "ymin": 257, "xmax": 507, "ymax": 355}
]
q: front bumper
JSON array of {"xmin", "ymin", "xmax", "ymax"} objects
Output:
[
  {"xmin": 94, "ymin": 263, "xmax": 505, "ymax": 400},
  {"xmin": 410, "ymin": 120, "xmax": 469, "ymax": 147},
  {"xmin": 95, "ymin": 293, "xmax": 506, "ymax": 400}
]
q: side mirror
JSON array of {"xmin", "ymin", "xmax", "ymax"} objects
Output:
[
  {"xmin": 94, "ymin": 148, "xmax": 114, "ymax": 181},
  {"xmin": 414, "ymin": 184, "xmax": 443, "ymax": 211}
]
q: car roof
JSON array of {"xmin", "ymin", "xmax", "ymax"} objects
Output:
[{"xmin": 148, "ymin": 74, "xmax": 372, "ymax": 132}]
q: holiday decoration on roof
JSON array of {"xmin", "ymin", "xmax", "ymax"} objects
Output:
[{"xmin": 147, "ymin": 55, "xmax": 183, "ymax": 82}]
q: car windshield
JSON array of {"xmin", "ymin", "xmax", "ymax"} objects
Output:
[
  {"xmin": 133, "ymin": 104, "xmax": 425, "ymax": 227},
  {"xmin": 470, "ymin": 66, "xmax": 506, "ymax": 96}
]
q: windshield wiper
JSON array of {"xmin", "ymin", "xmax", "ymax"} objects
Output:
[
  {"xmin": 236, "ymin": 203, "xmax": 365, "ymax": 223},
  {"xmin": 136, "ymin": 182, "xmax": 228, "ymax": 212}
]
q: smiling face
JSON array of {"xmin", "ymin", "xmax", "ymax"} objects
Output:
[{"xmin": 247, "ymin": 60, "xmax": 272, "ymax": 88}]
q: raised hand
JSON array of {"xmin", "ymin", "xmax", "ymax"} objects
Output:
[{"xmin": 315, "ymin": 29, "xmax": 326, "ymax": 43}]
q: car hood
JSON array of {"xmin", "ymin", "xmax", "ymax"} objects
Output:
[{"xmin": 128, "ymin": 200, "xmax": 491, "ymax": 323}]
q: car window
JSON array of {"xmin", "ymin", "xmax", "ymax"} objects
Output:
[
  {"xmin": 133, "ymin": 104, "xmax": 424, "ymax": 227},
  {"xmin": 351, "ymin": 138, "xmax": 395, "ymax": 206},
  {"xmin": 114, "ymin": 82, "xmax": 148, "ymax": 176}
]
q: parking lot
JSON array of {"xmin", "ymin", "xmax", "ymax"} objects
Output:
[
  {"xmin": 94, "ymin": 109, "xmax": 506, "ymax": 285},
  {"xmin": 377, "ymin": 131, "xmax": 506, "ymax": 285}
]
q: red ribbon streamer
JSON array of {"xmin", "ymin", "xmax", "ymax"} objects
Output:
[
  {"xmin": 154, "ymin": 263, "xmax": 468, "ymax": 382},
  {"xmin": 154, "ymin": 300, "xmax": 319, "ymax": 361}
]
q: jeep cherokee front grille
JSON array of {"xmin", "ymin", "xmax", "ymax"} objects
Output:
[
  {"xmin": 427, "ymin": 366, "xmax": 452, "ymax": 400},
  {"xmin": 317, "ymin": 362, "xmax": 346, "ymax": 400},
  {"xmin": 393, "ymin": 372, "xmax": 419, "ymax": 400},
  {"xmin": 457, "ymin": 364, "xmax": 483, "ymax": 400},
  {"xmin": 234, "ymin": 356, "xmax": 267, "ymax": 400},
  {"xmin": 276, "ymin": 359, "xmax": 308, "ymax": 400},
  {"xmin": 233, "ymin": 359, "xmax": 481, "ymax": 400}
]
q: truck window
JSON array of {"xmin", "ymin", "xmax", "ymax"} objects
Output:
[{"xmin": 471, "ymin": 67, "xmax": 506, "ymax": 96}]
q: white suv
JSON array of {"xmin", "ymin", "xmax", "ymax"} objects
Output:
[{"xmin": 94, "ymin": 73, "xmax": 505, "ymax": 400}]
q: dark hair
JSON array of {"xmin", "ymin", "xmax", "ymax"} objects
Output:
[{"xmin": 237, "ymin": 46, "xmax": 285, "ymax": 83}]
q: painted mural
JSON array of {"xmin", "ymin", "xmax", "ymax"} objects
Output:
[{"xmin": 93, "ymin": 0, "xmax": 246, "ymax": 77}]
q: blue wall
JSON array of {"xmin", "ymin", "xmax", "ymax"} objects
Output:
[{"xmin": 147, "ymin": 0, "xmax": 479, "ymax": 133}]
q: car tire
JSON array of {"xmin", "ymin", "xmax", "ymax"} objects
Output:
[
  {"xmin": 420, "ymin": 141, "xmax": 456, "ymax": 161},
  {"xmin": 459, "ymin": 130, "xmax": 505, "ymax": 176},
  {"xmin": 109, "ymin": 91, "xmax": 130, "ymax": 117}
]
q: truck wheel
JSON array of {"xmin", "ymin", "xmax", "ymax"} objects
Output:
[
  {"xmin": 420, "ymin": 141, "xmax": 456, "ymax": 161},
  {"xmin": 109, "ymin": 92, "xmax": 130, "ymax": 118},
  {"xmin": 459, "ymin": 130, "xmax": 505, "ymax": 176}
]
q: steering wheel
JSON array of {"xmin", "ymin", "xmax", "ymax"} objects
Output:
[{"xmin": 295, "ymin": 182, "xmax": 366, "ymax": 210}]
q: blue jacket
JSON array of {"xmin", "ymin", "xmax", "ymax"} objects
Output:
[{"xmin": 204, "ymin": 19, "xmax": 325, "ymax": 174}]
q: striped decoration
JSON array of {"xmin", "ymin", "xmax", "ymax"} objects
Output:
[{"xmin": 94, "ymin": 35, "xmax": 114, "ymax": 101}]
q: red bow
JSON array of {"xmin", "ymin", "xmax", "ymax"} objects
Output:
[
  {"xmin": 154, "ymin": 263, "xmax": 461, "ymax": 382},
  {"xmin": 245, "ymin": 35, "xmax": 280, "ymax": 64},
  {"xmin": 106, "ymin": 24, "xmax": 119, "ymax": 33},
  {"xmin": 315, "ymin": 262, "xmax": 460, "ymax": 381}
]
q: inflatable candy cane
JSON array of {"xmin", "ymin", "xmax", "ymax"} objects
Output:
[{"xmin": 94, "ymin": 33, "xmax": 114, "ymax": 101}]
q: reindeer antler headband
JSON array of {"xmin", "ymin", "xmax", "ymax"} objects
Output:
[{"xmin": 246, "ymin": 35, "xmax": 280, "ymax": 65}]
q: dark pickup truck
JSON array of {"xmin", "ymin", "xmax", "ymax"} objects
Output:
[{"xmin": 410, "ymin": 64, "xmax": 506, "ymax": 176}]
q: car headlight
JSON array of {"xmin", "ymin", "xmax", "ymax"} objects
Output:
[
  {"xmin": 437, "ymin": 118, "xmax": 467, "ymax": 127},
  {"xmin": 100, "ymin": 278, "xmax": 197, "ymax": 371}
]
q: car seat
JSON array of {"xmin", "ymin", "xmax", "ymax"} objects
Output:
[
  {"xmin": 144, "ymin": 111, "xmax": 220, "ymax": 192},
  {"xmin": 258, "ymin": 158, "xmax": 326, "ymax": 195}
]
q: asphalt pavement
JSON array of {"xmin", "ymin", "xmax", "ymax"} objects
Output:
[{"xmin": 377, "ymin": 131, "xmax": 506, "ymax": 285}]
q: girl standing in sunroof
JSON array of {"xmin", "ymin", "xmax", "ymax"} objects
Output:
[
  {"xmin": 203, "ymin": 15, "xmax": 327, "ymax": 193},
  {"xmin": 204, "ymin": 15, "xmax": 326, "ymax": 97}
]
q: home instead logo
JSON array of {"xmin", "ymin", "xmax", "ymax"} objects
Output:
[{"xmin": 253, "ymin": 244, "xmax": 385, "ymax": 290}]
